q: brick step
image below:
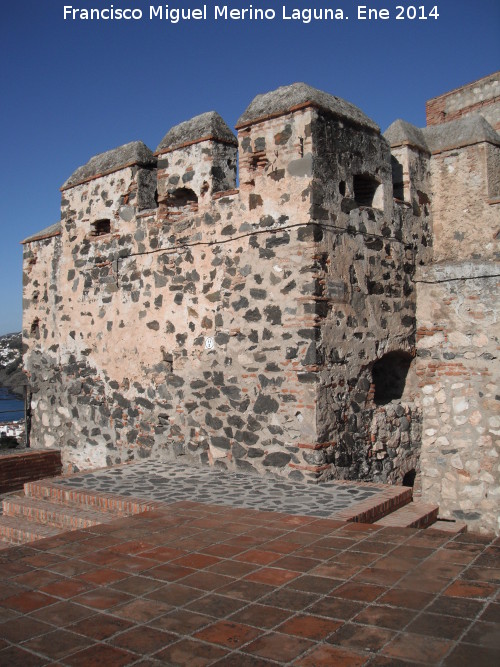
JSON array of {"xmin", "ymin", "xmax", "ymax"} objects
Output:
[
  {"xmin": 0, "ymin": 449, "xmax": 62, "ymax": 494},
  {"xmin": 2, "ymin": 495, "xmax": 123, "ymax": 530},
  {"xmin": 374, "ymin": 501, "xmax": 439, "ymax": 529},
  {"xmin": 429, "ymin": 519, "xmax": 467, "ymax": 535},
  {"xmin": 0, "ymin": 515, "xmax": 61, "ymax": 545},
  {"xmin": 24, "ymin": 480, "xmax": 158, "ymax": 514}
]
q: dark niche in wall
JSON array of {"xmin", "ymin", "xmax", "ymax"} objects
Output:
[
  {"xmin": 91, "ymin": 219, "xmax": 111, "ymax": 237},
  {"xmin": 167, "ymin": 187, "xmax": 198, "ymax": 217},
  {"xmin": 353, "ymin": 174, "xmax": 382, "ymax": 208},
  {"xmin": 372, "ymin": 351, "xmax": 413, "ymax": 405}
]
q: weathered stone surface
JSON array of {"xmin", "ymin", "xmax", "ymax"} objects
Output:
[
  {"xmin": 21, "ymin": 75, "xmax": 500, "ymax": 534},
  {"xmin": 62, "ymin": 141, "xmax": 156, "ymax": 189},
  {"xmin": 237, "ymin": 82, "xmax": 379, "ymax": 131},
  {"xmin": 157, "ymin": 111, "xmax": 237, "ymax": 153}
]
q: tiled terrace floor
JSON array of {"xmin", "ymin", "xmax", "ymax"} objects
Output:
[{"xmin": 1, "ymin": 496, "xmax": 499, "ymax": 666}]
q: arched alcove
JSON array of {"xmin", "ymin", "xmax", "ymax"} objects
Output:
[{"xmin": 353, "ymin": 174, "xmax": 384, "ymax": 209}]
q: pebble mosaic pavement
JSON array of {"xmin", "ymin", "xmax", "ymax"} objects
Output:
[{"xmin": 51, "ymin": 461, "xmax": 383, "ymax": 517}]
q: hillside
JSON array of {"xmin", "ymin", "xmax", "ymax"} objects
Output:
[{"xmin": 0, "ymin": 332, "xmax": 25, "ymax": 397}]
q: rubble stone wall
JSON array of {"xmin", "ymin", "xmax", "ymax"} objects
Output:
[{"xmin": 417, "ymin": 263, "xmax": 500, "ymax": 535}]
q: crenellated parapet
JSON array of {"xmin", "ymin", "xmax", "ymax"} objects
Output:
[{"xmin": 21, "ymin": 77, "xmax": 500, "ymax": 533}]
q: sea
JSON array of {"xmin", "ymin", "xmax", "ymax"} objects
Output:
[{"xmin": 0, "ymin": 386, "xmax": 24, "ymax": 423}]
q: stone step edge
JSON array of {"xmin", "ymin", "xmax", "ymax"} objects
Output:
[
  {"xmin": 374, "ymin": 501, "xmax": 439, "ymax": 529},
  {"xmin": 333, "ymin": 485, "xmax": 413, "ymax": 524},
  {"xmin": 0, "ymin": 515, "xmax": 61, "ymax": 545},
  {"xmin": 428, "ymin": 518, "xmax": 467, "ymax": 534},
  {"xmin": 2, "ymin": 495, "xmax": 121, "ymax": 529},
  {"xmin": 24, "ymin": 480, "xmax": 162, "ymax": 515}
]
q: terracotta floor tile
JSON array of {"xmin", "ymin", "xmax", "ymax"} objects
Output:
[
  {"xmin": 201, "ymin": 543, "xmax": 247, "ymax": 558},
  {"xmin": 245, "ymin": 567, "xmax": 300, "ymax": 586},
  {"xmin": 394, "ymin": 573, "xmax": 448, "ymax": 594},
  {"xmin": 112, "ymin": 597, "xmax": 172, "ymax": 623},
  {"xmin": 105, "ymin": 555, "xmax": 155, "ymax": 574},
  {"xmin": 377, "ymin": 588, "xmax": 435, "ymax": 610},
  {"xmin": 186, "ymin": 593, "xmax": 246, "ymax": 618},
  {"xmin": 271, "ymin": 555, "xmax": 321, "ymax": 572},
  {"xmin": 140, "ymin": 546, "xmax": 188, "ymax": 561},
  {"xmin": 0, "ymin": 615, "xmax": 53, "ymax": 643},
  {"xmin": 284, "ymin": 573, "xmax": 341, "ymax": 594},
  {"xmin": 335, "ymin": 551, "xmax": 379, "ymax": 567},
  {"xmin": 207, "ymin": 559, "xmax": 258, "ymax": 577},
  {"xmin": 354, "ymin": 604, "xmax": 417, "ymax": 630},
  {"xmin": 442, "ymin": 642, "xmax": 500, "ymax": 667},
  {"xmin": 353, "ymin": 540, "xmax": 395, "ymax": 555},
  {"xmin": 260, "ymin": 539, "xmax": 303, "ymax": 554},
  {"xmin": 462, "ymin": 566, "xmax": 500, "ymax": 583},
  {"xmin": 480, "ymin": 602, "xmax": 500, "ymax": 623},
  {"xmin": 145, "ymin": 562, "xmax": 194, "ymax": 582},
  {"xmin": 332, "ymin": 582, "xmax": 387, "ymax": 602},
  {"xmin": 228, "ymin": 603, "xmax": 292, "ymax": 629},
  {"xmin": 194, "ymin": 619, "xmax": 260, "ymax": 648},
  {"xmin": 79, "ymin": 568, "xmax": 127, "ymax": 586},
  {"xmin": 381, "ymin": 631, "xmax": 453, "ymax": 663},
  {"xmin": 13, "ymin": 569, "xmax": 59, "ymax": 588},
  {"xmin": 68, "ymin": 612, "xmax": 134, "ymax": 640},
  {"xmin": 154, "ymin": 638, "xmax": 228, "ymax": 665},
  {"xmin": 29, "ymin": 600, "xmax": 96, "ymax": 626},
  {"xmin": 261, "ymin": 587, "xmax": 320, "ymax": 611},
  {"xmin": 244, "ymin": 631, "xmax": 313, "ymax": 662},
  {"xmin": 107, "ymin": 539, "xmax": 157, "ymax": 556},
  {"xmin": 146, "ymin": 582, "xmax": 203, "ymax": 606},
  {"xmin": 311, "ymin": 562, "xmax": 361, "ymax": 579},
  {"xmin": 308, "ymin": 597, "xmax": 364, "ymax": 621},
  {"xmin": 111, "ymin": 575, "xmax": 164, "ymax": 596},
  {"xmin": 353, "ymin": 566, "xmax": 403, "ymax": 587},
  {"xmin": 314, "ymin": 536, "xmax": 358, "ymax": 550},
  {"xmin": 23, "ymin": 628, "xmax": 94, "ymax": 660},
  {"xmin": 328, "ymin": 622, "xmax": 396, "ymax": 653},
  {"xmin": 294, "ymin": 643, "xmax": 368, "ymax": 666},
  {"xmin": 426, "ymin": 595, "xmax": 485, "ymax": 618},
  {"xmin": 1, "ymin": 589, "xmax": 56, "ymax": 613},
  {"xmin": 407, "ymin": 611, "xmax": 471, "ymax": 640},
  {"xmin": 462, "ymin": 620, "xmax": 500, "ymax": 648},
  {"xmin": 111, "ymin": 625, "xmax": 178, "ymax": 654},
  {"xmin": 294, "ymin": 545, "xmax": 340, "ymax": 560},
  {"xmin": 369, "ymin": 656, "xmax": 426, "ymax": 666},
  {"xmin": 172, "ymin": 553, "xmax": 221, "ymax": 569},
  {"xmin": 0, "ymin": 582, "xmax": 29, "ymax": 601},
  {"xmin": 73, "ymin": 588, "xmax": 133, "ymax": 610},
  {"xmin": 277, "ymin": 613, "xmax": 342, "ymax": 640},
  {"xmin": 212, "ymin": 652, "xmax": 277, "ymax": 666},
  {"xmin": 40, "ymin": 578, "xmax": 94, "ymax": 599},
  {"xmin": 216, "ymin": 578, "xmax": 273, "ymax": 602},
  {"xmin": 151, "ymin": 608, "xmax": 213, "ymax": 635},
  {"xmin": 0, "ymin": 644, "xmax": 47, "ymax": 667},
  {"xmin": 179, "ymin": 571, "xmax": 234, "ymax": 591},
  {"xmin": 444, "ymin": 580, "xmax": 496, "ymax": 599},
  {"xmin": 64, "ymin": 643, "xmax": 137, "ymax": 666},
  {"xmin": 234, "ymin": 549, "xmax": 282, "ymax": 565}
]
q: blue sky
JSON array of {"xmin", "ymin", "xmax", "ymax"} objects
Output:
[{"xmin": 1, "ymin": 0, "xmax": 499, "ymax": 335}]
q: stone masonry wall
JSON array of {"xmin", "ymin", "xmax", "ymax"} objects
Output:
[
  {"xmin": 22, "ymin": 79, "xmax": 500, "ymax": 533},
  {"xmin": 430, "ymin": 142, "xmax": 500, "ymax": 263},
  {"xmin": 22, "ymin": 94, "xmax": 427, "ymax": 486},
  {"xmin": 426, "ymin": 71, "xmax": 500, "ymax": 131},
  {"xmin": 417, "ymin": 263, "xmax": 500, "ymax": 535}
]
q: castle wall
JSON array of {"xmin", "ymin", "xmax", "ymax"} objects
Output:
[
  {"xmin": 22, "ymin": 99, "xmax": 428, "ymax": 487},
  {"xmin": 430, "ymin": 142, "xmax": 500, "ymax": 262},
  {"xmin": 21, "ymin": 79, "xmax": 499, "ymax": 533},
  {"xmin": 417, "ymin": 263, "xmax": 500, "ymax": 535},
  {"xmin": 426, "ymin": 71, "xmax": 500, "ymax": 131}
]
